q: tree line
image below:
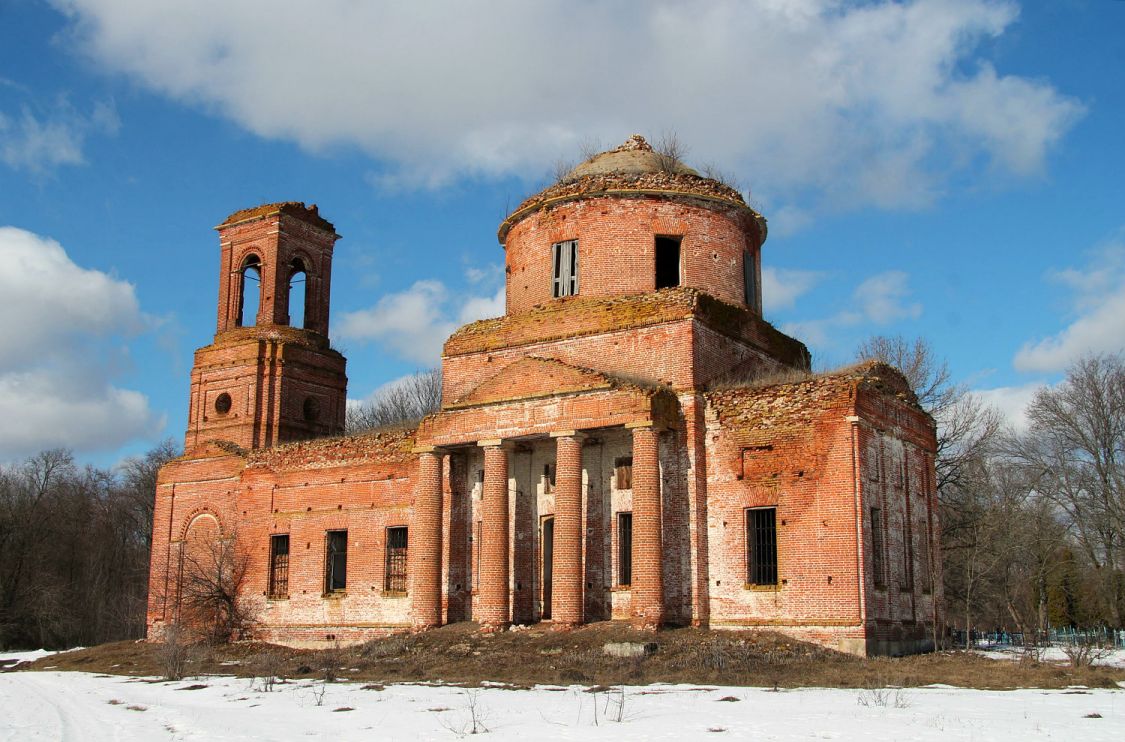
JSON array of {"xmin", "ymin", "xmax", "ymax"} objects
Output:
[{"xmin": 0, "ymin": 441, "xmax": 178, "ymax": 649}]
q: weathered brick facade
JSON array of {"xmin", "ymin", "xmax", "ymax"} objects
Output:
[{"xmin": 149, "ymin": 136, "xmax": 941, "ymax": 655}]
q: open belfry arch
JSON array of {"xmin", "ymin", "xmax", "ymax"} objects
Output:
[{"xmin": 150, "ymin": 136, "xmax": 942, "ymax": 655}]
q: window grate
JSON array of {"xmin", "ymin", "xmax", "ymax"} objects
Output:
[
  {"xmin": 617, "ymin": 512, "xmax": 633, "ymax": 586},
  {"xmin": 746, "ymin": 507, "xmax": 778, "ymax": 585},
  {"xmin": 268, "ymin": 534, "xmax": 289, "ymax": 598},
  {"xmin": 385, "ymin": 526, "xmax": 408, "ymax": 593}
]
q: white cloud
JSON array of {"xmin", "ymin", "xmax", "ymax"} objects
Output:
[
  {"xmin": 0, "ymin": 99, "xmax": 119, "ymax": 175},
  {"xmin": 50, "ymin": 0, "xmax": 1081, "ymax": 214},
  {"xmin": 761, "ymin": 266, "xmax": 822, "ymax": 313},
  {"xmin": 854, "ymin": 270, "xmax": 923, "ymax": 324},
  {"xmin": 781, "ymin": 270, "xmax": 922, "ymax": 347},
  {"xmin": 0, "ymin": 227, "xmax": 160, "ymax": 458},
  {"xmin": 1014, "ymin": 234, "xmax": 1125, "ymax": 373},
  {"xmin": 972, "ymin": 380, "xmax": 1045, "ymax": 434},
  {"xmin": 336, "ymin": 279, "xmax": 505, "ymax": 365}
]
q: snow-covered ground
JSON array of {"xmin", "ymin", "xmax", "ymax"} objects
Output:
[{"xmin": 1, "ymin": 669, "xmax": 1122, "ymax": 741}]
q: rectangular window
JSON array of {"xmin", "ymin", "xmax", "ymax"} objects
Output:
[
  {"xmin": 617, "ymin": 512, "xmax": 633, "ymax": 586},
  {"xmin": 614, "ymin": 456, "xmax": 633, "ymax": 490},
  {"xmin": 268, "ymin": 534, "xmax": 289, "ymax": 598},
  {"xmin": 743, "ymin": 250, "xmax": 756, "ymax": 310},
  {"xmin": 324, "ymin": 529, "xmax": 348, "ymax": 593},
  {"xmin": 543, "ymin": 462, "xmax": 556, "ymax": 493},
  {"xmin": 474, "ymin": 520, "xmax": 482, "ymax": 588},
  {"xmin": 655, "ymin": 236, "xmax": 681, "ymax": 289},
  {"xmin": 870, "ymin": 508, "xmax": 885, "ymax": 588},
  {"xmin": 552, "ymin": 240, "xmax": 578, "ymax": 297},
  {"xmin": 385, "ymin": 526, "xmax": 408, "ymax": 593},
  {"xmin": 901, "ymin": 519, "xmax": 915, "ymax": 591},
  {"xmin": 746, "ymin": 507, "xmax": 778, "ymax": 586}
]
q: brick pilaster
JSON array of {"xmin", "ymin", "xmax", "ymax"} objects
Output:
[
  {"xmin": 412, "ymin": 450, "xmax": 444, "ymax": 629},
  {"xmin": 552, "ymin": 432, "xmax": 584, "ymax": 627},
  {"xmin": 479, "ymin": 442, "xmax": 510, "ymax": 631},
  {"xmin": 631, "ymin": 424, "xmax": 664, "ymax": 629}
]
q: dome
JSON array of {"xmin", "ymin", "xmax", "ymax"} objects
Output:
[
  {"xmin": 498, "ymin": 135, "xmax": 761, "ymax": 245},
  {"xmin": 567, "ymin": 134, "xmax": 699, "ymax": 179}
]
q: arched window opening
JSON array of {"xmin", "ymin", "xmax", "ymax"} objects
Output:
[
  {"xmin": 287, "ymin": 258, "xmax": 308, "ymax": 329},
  {"xmin": 237, "ymin": 256, "xmax": 261, "ymax": 327}
]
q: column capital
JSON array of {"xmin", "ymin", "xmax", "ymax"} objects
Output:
[
  {"xmin": 550, "ymin": 430, "xmax": 587, "ymax": 439},
  {"xmin": 626, "ymin": 420, "xmax": 666, "ymax": 431},
  {"xmin": 477, "ymin": 438, "xmax": 515, "ymax": 449},
  {"xmin": 412, "ymin": 444, "xmax": 449, "ymax": 455}
]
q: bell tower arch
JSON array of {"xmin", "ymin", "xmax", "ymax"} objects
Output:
[{"xmin": 185, "ymin": 202, "xmax": 348, "ymax": 452}]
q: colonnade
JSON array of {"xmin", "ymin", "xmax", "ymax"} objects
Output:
[{"xmin": 412, "ymin": 424, "xmax": 662, "ymax": 630}]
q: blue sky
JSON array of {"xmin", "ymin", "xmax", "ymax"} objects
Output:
[{"xmin": 1, "ymin": 0, "xmax": 1123, "ymax": 465}]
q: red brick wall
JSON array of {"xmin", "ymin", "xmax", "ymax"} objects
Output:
[{"xmin": 504, "ymin": 196, "xmax": 760, "ymax": 313}]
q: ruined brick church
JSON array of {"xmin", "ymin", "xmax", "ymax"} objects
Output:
[{"xmin": 148, "ymin": 136, "xmax": 942, "ymax": 656}]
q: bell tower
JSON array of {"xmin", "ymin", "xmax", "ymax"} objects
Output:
[{"xmin": 184, "ymin": 202, "xmax": 348, "ymax": 451}]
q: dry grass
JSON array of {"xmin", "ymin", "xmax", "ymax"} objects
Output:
[{"xmin": 10, "ymin": 623, "xmax": 1123, "ymax": 690}]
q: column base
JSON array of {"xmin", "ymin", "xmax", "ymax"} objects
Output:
[{"xmin": 479, "ymin": 621, "xmax": 510, "ymax": 634}]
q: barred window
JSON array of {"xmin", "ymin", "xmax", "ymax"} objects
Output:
[
  {"xmin": 385, "ymin": 526, "xmax": 408, "ymax": 593},
  {"xmin": 614, "ymin": 457, "xmax": 633, "ymax": 490},
  {"xmin": 746, "ymin": 507, "xmax": 778, "ymax": 586},
  {"xmin": 268, "ymin": 534, "xmax": 289, "ymax": 598},
  {"xmin": 324, "ymin": 530, "xmax": 347, "ymax": 593},
  {"xmin": 617, "ymin": 512, "xmax": 633, "ymax": 586},
  {"xmin": 871, "ymin": 508, "xmax": 886, "ymax": 588}
]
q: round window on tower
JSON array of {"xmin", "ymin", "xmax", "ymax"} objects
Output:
[
  {"xmin": 303, "ymin": 396, "xmax": 321, "ymax": 422},
  {"xmin": 214, "ymin": 392, "xmax": 232, "ymax": 415}
]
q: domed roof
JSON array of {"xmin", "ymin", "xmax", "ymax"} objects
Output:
[
  {"xmin": 498, "ymin": 135, "xmax": 764, "ymax": 244},
  {"xmin": 567, "ymin": 134, "xmax": 699, "ymax": 179}
]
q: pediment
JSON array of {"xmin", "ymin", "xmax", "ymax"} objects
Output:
[{"xmin": 446, "ymin": 357, "xmax": 617, "ymax": 410}]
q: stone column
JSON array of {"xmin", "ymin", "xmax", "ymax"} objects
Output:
[
  {"xmin": 412, "ymin": 449, "xmax": 444, "ymax": 629},
  {"xmin": 478, "ymin": 441, "xmax": 510, "ymax": 631},
  {"xmin": 551, "ymin": 431, "xmax": 585, "ymax": 628},
  {"xmin": 630, "ymin": 424, "xmax": 664, "ymax": 629}
]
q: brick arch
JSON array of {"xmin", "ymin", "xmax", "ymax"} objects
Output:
[{"xmin": 179, "ymin": 508, "xmax": 224, "ymax": 542}]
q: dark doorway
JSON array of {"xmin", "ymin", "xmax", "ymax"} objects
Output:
[
  {"xmin": 541, "ymin": 515, "xmax": 554, "ymax": 620},
  {"xmin": 655, "ymin": 237, "xmax": 681, "ymax": 289}
]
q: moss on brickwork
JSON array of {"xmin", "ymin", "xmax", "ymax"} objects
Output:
[
  {"xmin": 706, "ymin": 361, "xmax": 923, "ymax": 440},
  {"xmin": 447, "ymin": 356, "xmax": 660, "ymax": 410},
  {"xmin": 444, "ymin": 287, "xmax": 807, "ymax": 367},
  {"xmin": 499, "ymin": 172, "xmax": 762, "ymax": 244},
  {"xmin": 246, "ymin": 427, "xmax": 416, "ymax": 471},
  {"xmin": 217, "ymin": 201, "xmax": 334, "ymax": 231}
]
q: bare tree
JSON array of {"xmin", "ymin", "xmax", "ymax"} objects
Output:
[
  {"xmin": 856, "ymin": 335, "xmax": 1001, "ymax": 493},
  {"xmin": 1011, "ymin": 353, "xmax": 1125, "ymax": 626},
  {"xmin": 178, "ymin": 532, "xmax": 256, "ymax": 643},
  {"xmin": 347, "ymin": 368, "xmax": 442, "ymax": 434},
  {"xmin": 653, "ymin": 130, "xmax": 688, "ymax": 173}
]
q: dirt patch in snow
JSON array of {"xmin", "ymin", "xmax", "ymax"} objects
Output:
[{"xmin": 11, "ymin": 623, "xmax": 1124, "ymax": 690}]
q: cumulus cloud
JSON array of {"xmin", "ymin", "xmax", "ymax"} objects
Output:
[
  {"xmin": 761, "ymin": 266, "xmax": 823, "ymax": 313},
  {"xmin": 336, "ymin": 278, "xmax": 504, "ymax": 365},
  {"xmin": 972, "ymin": 380, "xmax": 1045, "ymax": 434},
  {"xmin": 0, "ymin": 227, "xmax": 160, "ymax": 458},
  {"xmin": 0, "ymin": 98, "xmax": 119, "ymax": 175},
  {"xmin": 1014, "ymin": 233, "xmax": 1125, "ymax": 373},
  {"xmin": 782, "ymin": 270, "xmax": 922, "ymax": 347},
  {"xmin": 50, "ymin": 0, "xmax": 1081, "ymax": 213},
  {"xmin": 854, "ymin": 270, "xmax": 923, "ymax": 324}
]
